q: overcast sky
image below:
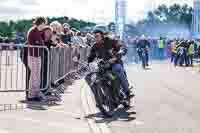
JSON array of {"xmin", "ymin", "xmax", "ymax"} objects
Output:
[{"xmin": 0, "ymin": 0, "xmax": 192, "ymax": 23}]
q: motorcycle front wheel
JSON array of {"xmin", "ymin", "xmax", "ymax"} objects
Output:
[{"xmin": 94, "ymin": 84, "xmax": 115, "ymax": 117}]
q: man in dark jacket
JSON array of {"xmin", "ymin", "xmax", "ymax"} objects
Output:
[{"xmin": 88, "ymin": 30, "xmax": 131, "ymax": 99}]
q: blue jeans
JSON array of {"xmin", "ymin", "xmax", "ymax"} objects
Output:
[
  {"xmin": 158, "ymin": 48, "xmax": 164, "ymax": 60},
  {"xmin": 171, "ymin": 52, "xmax": 176, "ymax": 63},
  {"xmin": 112, "ymin": 64, "xmax": 129, "ymax": 97},
  {"xmin": 145, "ymin": 52, "xmax": 149, "ymax": 65},
  {"xmin": 138, "ymin": 51, "xmax": 149, "ymax": 65}
]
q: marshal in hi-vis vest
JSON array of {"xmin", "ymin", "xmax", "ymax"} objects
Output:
[{"xmin": 158, "ymin": 40, "xmax": 164, "ymax": 49}]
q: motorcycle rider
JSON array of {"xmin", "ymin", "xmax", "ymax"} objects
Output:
[
  {"xmin": 136, "ymin": 35, "xmax": 151, "ymax": 66},
  {"xmin": 88, "ymin": 29, "xmax": 132, "ymax": 100}
]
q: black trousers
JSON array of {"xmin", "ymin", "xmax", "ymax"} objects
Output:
[
  {"xmin": 20, "ymin": 50, "xmax": 31, "ymax": 100},
  {"xmin": 174, "ymin": 54, "xmax": 180, "ymax": 66}
]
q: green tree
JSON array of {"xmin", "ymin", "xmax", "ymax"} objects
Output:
[
  {"xmin": 136, "ymin": 3, "xmax": 193, "ymax": 36},
  {"xmin": 0, "ymin": 22, "xmax": 13, "ymax": 37},
  {"xmin": 141, "ymin": 4, "xmax": 192, "ymax": 27},
  {"xmin": 0, "ymin": 16, "xmax": 96, "ymax": 38}
]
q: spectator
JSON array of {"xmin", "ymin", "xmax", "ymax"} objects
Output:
[
  {"xmin": 26, "ymin": 17, "xmax": 47, "ymax": 101},
  {"xmin": 71, "ymin": 29, "xmax": 84, "ymax": 47},
  {"xmin": 174, "ymin": 41, "xmax": 185, "ymax": 66},
  {"xmin": 157, "ymin": 37, "xmax": 165, "ymax": 60},
  {"xmin": 85, "ymin": 33, "xmax": 95, "ymax": 46},
  {"xmin": 187, "ymin": 41, "xmax": 195, "ymax": 66},
  {"xmin": 50, "ymin": 21, "xmax": 66, "ymax": 47},
  {"xmin": 40, "ymin": 26, "xmax": 56, "ymax": 88},
  {"xmin": 171, "ymin": 39, "xmax": 177, "ymax": 63},
  {"xmin": 61, "ymin": 23, "xmax": 73, "ymax": 45},
  {"xmin": 50, "ymin": 21, "xmax": 63, "ymax": 34},
  {"xmin": 4, "ymin": 38, "xmax": 10, "ymax": 43},
  {"xmin": 16, "ymin": 31, "xmax": 26, "ymax": 44},
  {"xmin": 0, "ymin": 37, "xmax": 3, "ymax": 43},
  {"xmin": 50, "ymin": 21, "xmax": 67, "ymax": 79},
  {"xmin": 76, "ymin": 32, "xmax": 86, "ymax": 47}
]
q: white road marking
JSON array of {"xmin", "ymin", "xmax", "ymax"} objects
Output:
[{"xmin": 132, "ymin": 120, "xmax": 144, "ymax": 125}]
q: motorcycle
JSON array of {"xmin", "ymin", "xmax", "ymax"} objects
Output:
[
  {"xmin": 137, "ymin": 48, "xmax": 147, "ymax": 69},
  {"xmin": 85, "ymin": 59, "xmax": 131, "ymax": 117}
]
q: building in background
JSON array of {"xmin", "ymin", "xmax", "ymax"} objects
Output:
[
  {"xmin": 115, "ymin": 0, "xmax": 127, "ymax": 41},
  {"xmin": 192, "ymin": 0, "xmax": 200, "ymax": 38}
]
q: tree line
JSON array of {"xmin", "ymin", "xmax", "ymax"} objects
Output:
[
  {"xmin": 0, "ymin": 3, "xmax": 193, "ymax": 38},
  {"xmin": 133, "ymin": 3, "xmax": 193, "ymax": 36},
  {"xmin": 0, "ymin": 16, "xmax": 96, "ymax": 38}
]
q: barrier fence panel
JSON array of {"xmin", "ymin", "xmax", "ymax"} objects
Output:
[
  {"xmin": 0, "ymin": 44, "xmax": 49, "ymax": 110},
  {"xmin": 50, "ymin": 47, "xmax": 69, "ymax": 84},
  {"xmin": 79, "ymin": 47, "xmax": 88, "ymax": 64},
  {"xmin": 50, "ymin": 47, "xmax": 59, "ymax": 84},
  {"xmin": 49, "ymin": 45, "xmax": 89, "ymax": 85},
  {"xmin": 59, "ymin": 48, "xmax": 65, "ymax": 78},
  {"xmin": 69, "ymin": 47, "xmax": 74, "ymax": 72},
  {"xmin": 0, "ymin": 43, "xmax": 90, "ymax": 111},
  {"xmin": 65, "ymin": 48, "xmax": 70, "ymax": 75},
  {"xmin": 72, "ymin": 46, "xmax": 80, "ymax": 70}
]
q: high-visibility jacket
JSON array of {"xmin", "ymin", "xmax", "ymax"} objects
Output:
[
  {"xmin": 158, "ymin": 40, "xmax": 164, "ymax": 49},
  {"xmin": 188, "ymin": 44, "xmax": 194, "ymax": 55}
]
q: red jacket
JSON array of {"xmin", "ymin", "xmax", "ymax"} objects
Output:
[{"xmin": 27, "ymin": 26, "xmax": 43, "ymax": 57}]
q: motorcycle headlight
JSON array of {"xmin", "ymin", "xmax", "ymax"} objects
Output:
[{"xmin": 91, "ymin": 74, "xmax": 97, "ymax": 82}]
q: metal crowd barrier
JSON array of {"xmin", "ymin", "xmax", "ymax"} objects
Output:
[
  {"xmin": 50, "ymin": 45, "xmax": 89, "ymax": 85},
  {"xmin": 0, "ymin": 44, "xmax": 50, "ymax": 110},
  {"xmin": 0, "ymin": 43, "xmax": 90, "ymax": 111},
  {"xmin": 0, "ymin": 44, "xmax": 49, "ymax": 92}
]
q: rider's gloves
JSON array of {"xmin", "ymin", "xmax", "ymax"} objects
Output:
[
  {"xmin": 108, "ymin": 57, "xmax": 117, "ymax": 64},
  {"xmin": 116, "ymin": 53, "xmax": 123, "ymax": 59}
]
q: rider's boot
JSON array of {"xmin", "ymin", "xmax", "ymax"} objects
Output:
[
  {"xmin": 127, "ymin": 85, "xmax": 135, "ymax": 98},
  {"xmin": 125, "ymin": 90, "xmax": 135, "ymax": 99}
]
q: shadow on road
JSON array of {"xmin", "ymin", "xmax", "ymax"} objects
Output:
[
  {"xmin": 85, "ymin": 107, "xmax": 136, "ymax": 124},
  {"xmin": 19, "ymin": 100, "xmax": 62, "ymax": 111},
  {"xmin": 144, "ymin": 67, "xmax": 152, "ymax": 70},
  {"xmin": 17, "ymin": 74, "xmax": 79, "ymax": 111}
]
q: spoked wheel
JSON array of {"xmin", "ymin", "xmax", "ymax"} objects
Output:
[
  {"xmin": 94, "ymin": 86, "xmax": 115, "ymax": 117},
  {"xmin": 122, "ymin": 98, "xmax": 131, "ymax": 109}
]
